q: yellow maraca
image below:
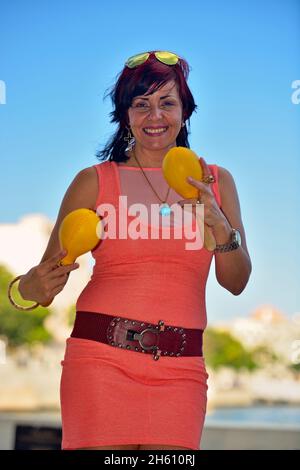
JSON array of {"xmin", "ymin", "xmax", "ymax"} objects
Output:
[
  {"xmin": 162, "ymin": 147, "xmax": 216, "ymax": 251},
  {"xmin": 58, "ymin": 208, "xmax": 103, "ymax": 265}
]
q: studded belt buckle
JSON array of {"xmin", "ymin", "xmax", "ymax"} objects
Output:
[
  {"xmin": 107, "ymin": 318, "xmax": 167, "ymax": 361},
  {"xmin": 128, "ymin": 328, "xmax": 159, "ymax": 350}
]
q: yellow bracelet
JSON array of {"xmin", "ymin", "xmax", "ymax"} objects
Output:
[{"xmin": 7, "ymin": 275, "xmax": 40, "ymax": 311}]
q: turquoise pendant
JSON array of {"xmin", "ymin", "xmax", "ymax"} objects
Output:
[{"xmin": 159, "ymin": 203, "xmax": 171, "ymax": 216}]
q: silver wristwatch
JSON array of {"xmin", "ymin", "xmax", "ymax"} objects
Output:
[{"xmin": 214, "ymin": 228, "xmax": 241, "ymax": 253}]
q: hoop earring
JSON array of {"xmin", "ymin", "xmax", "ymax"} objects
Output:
[{"xmin": 124, "ymin": 127, "xmax": 136, "ymax": 152}]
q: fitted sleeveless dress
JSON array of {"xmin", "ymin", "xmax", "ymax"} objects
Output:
[{"xmin": 60, "ymin": 160, "xmax": 221, "ymax": 450}]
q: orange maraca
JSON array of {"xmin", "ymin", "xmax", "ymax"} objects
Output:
[
  {"xmin": 162, "ymin": 147, "xmax": 216, "ymax": 251},
  {"xmin": 58, "ymin": 208, "xmax": 102, "ymax": 265}
]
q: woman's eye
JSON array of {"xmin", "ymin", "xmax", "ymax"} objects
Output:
[{"xmin": 133, "ymin": 101, "xmax": 175, "ymax": 108}]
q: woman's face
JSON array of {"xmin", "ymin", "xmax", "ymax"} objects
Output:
[{"xmin": 127, "ymin": 80, "xmax": 183, "ymax": 152}]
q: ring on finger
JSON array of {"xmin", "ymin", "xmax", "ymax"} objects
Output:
[{"xmin": 202, "ymin": 175, "xmax": 215, "ymax": 184}]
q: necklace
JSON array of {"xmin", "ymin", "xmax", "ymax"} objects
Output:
[{"xmin": 131, "ymin": 149, "xmax": 172, "ymax": 216}]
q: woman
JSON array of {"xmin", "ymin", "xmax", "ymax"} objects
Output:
[{"xmin": 18, "ymin": 51, "xmax": 252, "ymax": 450}]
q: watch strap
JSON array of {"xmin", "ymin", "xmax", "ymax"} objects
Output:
[{"xmin": 214, "ymin": 229, "xmax": 240, "ymax": 253}]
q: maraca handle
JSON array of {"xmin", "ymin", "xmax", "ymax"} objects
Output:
[
  {"xmin": 194, "ymin": 212, "xmax": 216, "ymax": 251},
  {"xmin": 179, "ymin": 204, "xmax": 216, "ymax": 251},
  {"xmin": 204, "ymin": 223, "xmax": 217, "ymax": 252}
]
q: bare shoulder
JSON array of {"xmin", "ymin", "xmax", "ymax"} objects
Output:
[
  {"xmin": 218, "ymin": 166, "xmax": 236, "ymax": 193},
  {"xmin": 217, "ymin": 166, "xmax": 251, "ymax": 258},
  {"xmin": 217, "ymin": 166, "xmax": 240, "ymax": 212},
  {"xmin": 70, "ymin": 165, "xmax": 99, "ymax": 209},
  {"xmin": 58, "ymin": 164, "xmax": 99, "ymax": 216}
]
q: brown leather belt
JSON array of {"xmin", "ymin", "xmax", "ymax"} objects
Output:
[{"xmin": 71, "ymin": 311, "xmax": 204, "ymax": 361}]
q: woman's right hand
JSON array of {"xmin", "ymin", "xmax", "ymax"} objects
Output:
[{"xmin": 18, "ymin": 249, "xmax": 80, "ymax": 307}]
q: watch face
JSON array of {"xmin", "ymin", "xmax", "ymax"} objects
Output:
[{"xmin": 233, "ymin": 229, "xmax": 242, "ymax": 246}]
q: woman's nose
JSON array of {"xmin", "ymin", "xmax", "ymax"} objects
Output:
[{"xmin": 148, "ymin": 106, "xmax": 164, "ymax": 119}]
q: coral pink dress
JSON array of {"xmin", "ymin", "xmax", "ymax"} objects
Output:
[{"xmin": 60, "ymin": 160, "xmax": 221, "ymax": 450}]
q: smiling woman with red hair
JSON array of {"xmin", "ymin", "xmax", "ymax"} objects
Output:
[
  {"xmin": 17, "ymin": 50, "xmax": 252, "ymax": 451},
  {"xmin": 96, "ymin": 50, "xmax": 197, "ymax": 164}
]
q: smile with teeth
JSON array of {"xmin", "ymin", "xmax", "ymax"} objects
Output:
[{"xmin": 143, "ymin": 127, "xmax": 168, "ymax": 135}]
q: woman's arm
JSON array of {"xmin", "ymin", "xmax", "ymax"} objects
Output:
[
  {"xmin": 212, "ymin": 166, "xmax": 252, "ymax": 295},
  {"xmin": 18, "ymin": 166, "xmax": 98, "ymax": 304}
]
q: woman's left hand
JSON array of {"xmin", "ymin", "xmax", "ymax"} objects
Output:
[{"xmin": 177, "ymin": 157, "xmax": 226, "ymax": 229}]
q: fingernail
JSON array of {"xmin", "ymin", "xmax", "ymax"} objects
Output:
[{"xmin": 187, "ymin": 176, "xmax": 193, "ymax": 182}]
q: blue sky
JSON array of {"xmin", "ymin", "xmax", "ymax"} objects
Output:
[{"xmin": 0, "ymin": 0, "xmax": 299, "ymax": 323}]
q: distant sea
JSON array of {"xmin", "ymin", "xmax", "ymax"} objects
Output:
[{"xmin": 205, "ymin": 405, "xmax": 300, "ymax": 429}]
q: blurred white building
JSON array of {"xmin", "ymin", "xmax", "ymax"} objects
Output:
[{"xmin": 214, "ymin": 305, "xmax": 300, "ymax": 365}]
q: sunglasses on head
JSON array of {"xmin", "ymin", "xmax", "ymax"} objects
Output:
[{"xmin": 125, "ymin": 51, "xmax": 181, "ymax": 68}]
